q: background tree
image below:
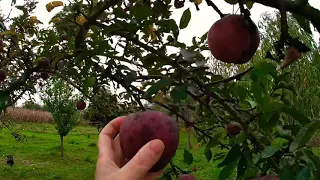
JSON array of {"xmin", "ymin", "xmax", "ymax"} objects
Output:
[
  {"xmin": 41, "ymin": 77, "xmax": 81, "ymax": 157},
  {"xmin": 83, "ymin": 87, "xmax": 139, "ymax": 131}
]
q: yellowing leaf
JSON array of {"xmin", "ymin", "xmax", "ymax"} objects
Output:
[
  {"xmin": 149, "ymin": 25, "xmax": 158, "ymax": 41},
  {"xmin": 195, "ymin": 0, "xmax": 202, "ymax": 5},
  {"xmin": 29, "ymin": 16, "xmax": 42, "ymax": 24},
  {"xmin": 0, "ymin": 30, "xmax": 20, "ymax": 37},
  {"xmin": 153, "ymin": 90, "xmax": 164, "ymax": 103},
  {"xmin": 49, "ymin": 17, "xmax": 61, "ymax": 24},
  {"xmin": 51, "ymin": 1, "xmax": 64, "ymax": 7},
  {"xmin": 46, "ymin": 1, "xmax": 64, "ymax": 12},
  {"xmin": 75, "ymin": 15, "xmax": 87, "ymax": 25},
  {"xmin": 46, "ymin": 3, "xmax": 54, "ymax": 12}
]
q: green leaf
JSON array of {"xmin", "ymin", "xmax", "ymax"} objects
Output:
[
  {"xmin": 183, "ymin": 149, "xmax": 193, "ymax": 165},
  {"xmin": 261, "ymin": 146, "xmax": 278, "ymax": 158},
  {"xmin": 237, "ymin": 155, "xmax": 247, "ymax": 178},
  {"xmin": 289, "ymin": 121, "xmax": 320, "ymax": 152},
  {"xmin": 279, "ymin": 167, "xmax": 296, "ymax": 179},
  {"xmin": 282, "ymin": 107, "xmax": 311, "ymax": 125},
  {"xmin": 292, "ymin": 13, "xmax": 312, "ymax": 34},
  {"xmin": 246, "ymin": 1, "xmax": 255, "ymax": 9},
  {"xmin": 170, "ymin": 84, "xmax": 188, "ymax": 103},
  {"xmin": 212, "ymin": 152, "xmax": 227, "ymax": 161},
  {"xmin": 84, "ymin": 77, "xmax": 96, "ymax": 87},
  {"xmin": 218, "ymin": 159, "xmax": 238, "ymax": 180},
  {"xmin": 224, "ymin": 0, "xmax": 238, "ymax": 5},
  {"xmin": 236, "ymin": 131, "xmax": 245, "ymax": 144},
  {"xmin": 296, "ymin": 167, "xmax": 312, "ymax": 180},
  {"xmin": 264, "ymin": 113, "xmax": 280, "ymax": 131},
  {"xmin": 144, "ymin": 78, "xmax": 173, "ymax": 98},
  {"xmin": 0, "ymin": 90, "xmax": 10, "ymax": 111},
  {"xmin": 205, "ymin": 131, "xmax": 222, "ymax": 149},
  {"xmin": 179, "ymin": 8, "xmax": 191, "ymax": 29},
  {"xmin": 204, "ymin": 147, "xmax": 212, "ymax": 162},
  {"xmin": 130, "ymin": 2, "xmax": 153, "ymax": 22},
  {"xmin": 271, "ymin": 137, "xmax": 289, "ymax": 149},
  {"xmin": 218, "ymin": 144, "xmax": 241, "ymax": 167}
]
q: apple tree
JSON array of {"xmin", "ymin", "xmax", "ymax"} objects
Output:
[
  {"xmin": 41, "ymin": 77, "xmax": 81, "ymax": 157},
  {"xmin": 0, "ymin": 0, "xmax": 320, "ymax": 179}
]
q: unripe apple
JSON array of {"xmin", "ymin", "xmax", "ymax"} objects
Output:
[{"xmin": 208, "ymin": 15, "xmax": 260, "ymax": 64}]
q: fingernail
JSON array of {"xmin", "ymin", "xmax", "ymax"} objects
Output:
[{"xmin": 149, "ymin": 139, "xmax": 164, "ymax": 154}]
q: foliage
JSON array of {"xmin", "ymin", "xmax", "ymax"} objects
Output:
[
  {"xmin": 22, "ymin": 100, "xmax": 45, "ymax": 111},
  {"xmin": 0, "ymin": 0, "xmax": 319, "ymax": 179},
  {"xmin": 41, "ymin": 77, "xmax": 80, "ymax": 156},
  {"xmin": 41, "ymin": 78, "xmax": 80, "ymax": 137},
  {"xmin": 83, "ymin": 88, "xmax": 139, "ymax": 131}
]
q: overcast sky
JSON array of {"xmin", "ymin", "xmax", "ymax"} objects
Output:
[{"xmin": 0, "ymin": 0, "xmax": 319, "ymax": 106}]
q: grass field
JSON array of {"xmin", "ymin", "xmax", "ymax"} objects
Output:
[
  {"xmin": 0, "ymin": 122, "xmax": 227, "ymax": 180},
  {"xmin": 1, "ymin": 120, "xmax": 320, "ymax": 180}
]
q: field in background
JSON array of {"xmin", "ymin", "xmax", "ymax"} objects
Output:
[
  {"xmin": 0, "ymin": 122, "xmax": 224, "ymax": 180},
  {"xmin": 4, "ymin": 107, "xmax": 54, "ymax": 123},
  {"xmin": 1, "ymin": 108, "xmax": 320, "ymax": 180}
]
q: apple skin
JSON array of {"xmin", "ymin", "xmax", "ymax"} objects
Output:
[
  {"xmin": 178, "ymin": 174, "xmax": 196, "ymax": 180},
  {"xmin": 37, "ymin": 58, "xmax": 50, "ymax": 69},
  {"xmin": 207, "ymin": 15, "xmax": 260, "ymax": 64},
  {"xmin": 226, "ymin": 121, "xmax": 242, "ymax": 136},
  {"xmin": 76, "ymin": 100, "xmax": 86, "ymax": 110},
  {"xmin": 0, "ymin": 69, "xmax": 7, "ymax": 82},
  {"xmin": 119, "ymin": 110, "xmax": 179, "ymax": 172}
]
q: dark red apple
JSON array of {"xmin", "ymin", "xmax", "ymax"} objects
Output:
[
  {"xmin": 178, "ymin": 174, "xmax": 196, "ymax": 180},
  {"xmin": 119, "ymin": 111, "xmax": 179, "ymax": 172},
  {"xmin": 76, "ymin": 100, "xmax": 86, "ymax": 110},
  {"xmin": 226, "ymin": 121, "xmax": 242, "ymax": 136},
  {"xmin": 40, "ymin": 72, "xmax": 49, "ymax": 80},
  {"xmin": 61, "ymin": 34, "xmax": 68, "ymax": 41},
  {"xmin": 0, "ymin": 69, "xmax": 7, "ymax": 82},
  {"xmin": 37, "ymin": 58, "xmax": 50, "ymax": 69},
  {"xmin": 207, "ymin": 15, "xmax": 260, "ymax": 64}
]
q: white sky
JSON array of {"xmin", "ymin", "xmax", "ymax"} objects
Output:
[{"xmin": 0, "ymin": 0, "xmax": 319, "ymax": 106}]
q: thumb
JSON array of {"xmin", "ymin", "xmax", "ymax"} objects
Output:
[{"xmin": 121, "ymin": 139, "xmax": 165, "ymax": 178}]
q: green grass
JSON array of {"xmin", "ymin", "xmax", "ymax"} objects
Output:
[{"xmin": 0, "ymin": 122, "xmax": 223, "ymax": 180}]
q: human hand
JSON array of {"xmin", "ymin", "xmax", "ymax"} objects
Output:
[{"xmin": 95, "ymin": 116, "xmax": 165, "ymax": 180}]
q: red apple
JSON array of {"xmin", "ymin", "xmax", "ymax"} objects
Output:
[
  {"xmin": 0, "ymin": 69, "xmax": 7, "ymax": 82},
  {"xmin": 40, "ymin": 72, "xmax": 49, "ymax": 80},
  {"xmin": 37, "ymin": 58, "xmax": 50, "ymax": 69},
  {"xmin": 76, "ymin": 100, "xmax": 86, "ymax": 110},
  {"xmin": 119, "ymin": 111, "xmax": 179, "ymax": 172},
  {"xmin": 226, "ymin": 121, "xmax": 242, "ymax": 136},
  {"xmin": 178, "ymin": 174, "xmax": 196, "ymax": 180},
  {"xmin": 207, "ymin": 15, "xmax": 260, "ymax": 64}
]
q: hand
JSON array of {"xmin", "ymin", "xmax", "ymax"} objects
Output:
[{"xmin": 95, "ymin": 116, "xmax": 165, "ymax": 180}]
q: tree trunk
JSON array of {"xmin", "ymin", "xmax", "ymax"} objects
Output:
[{"xmin": 60, "ymin": 135, "xmax": 64, "ymax": 157}]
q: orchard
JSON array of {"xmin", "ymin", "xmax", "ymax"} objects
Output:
[{"xmin": 0, "ymin": 0, "xmax": 320, "ymax": 180}]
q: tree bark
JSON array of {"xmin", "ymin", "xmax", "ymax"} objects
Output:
[{"xmin": 60, "ymin": 135, "xmax": 64, "ymax": 157}]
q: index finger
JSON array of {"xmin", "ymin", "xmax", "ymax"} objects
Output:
[{"xmin": 97, "ymin": 116, "xmax": 126, "ymax": 160}]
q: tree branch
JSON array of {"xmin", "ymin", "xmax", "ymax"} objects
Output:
[
  {"xmin": 250, "ymin": 0, "xmax": 320, "ymax": 32},
  {"xmin": 205, "ymin": 67, "xmax": 253, "ymax": 87}
]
